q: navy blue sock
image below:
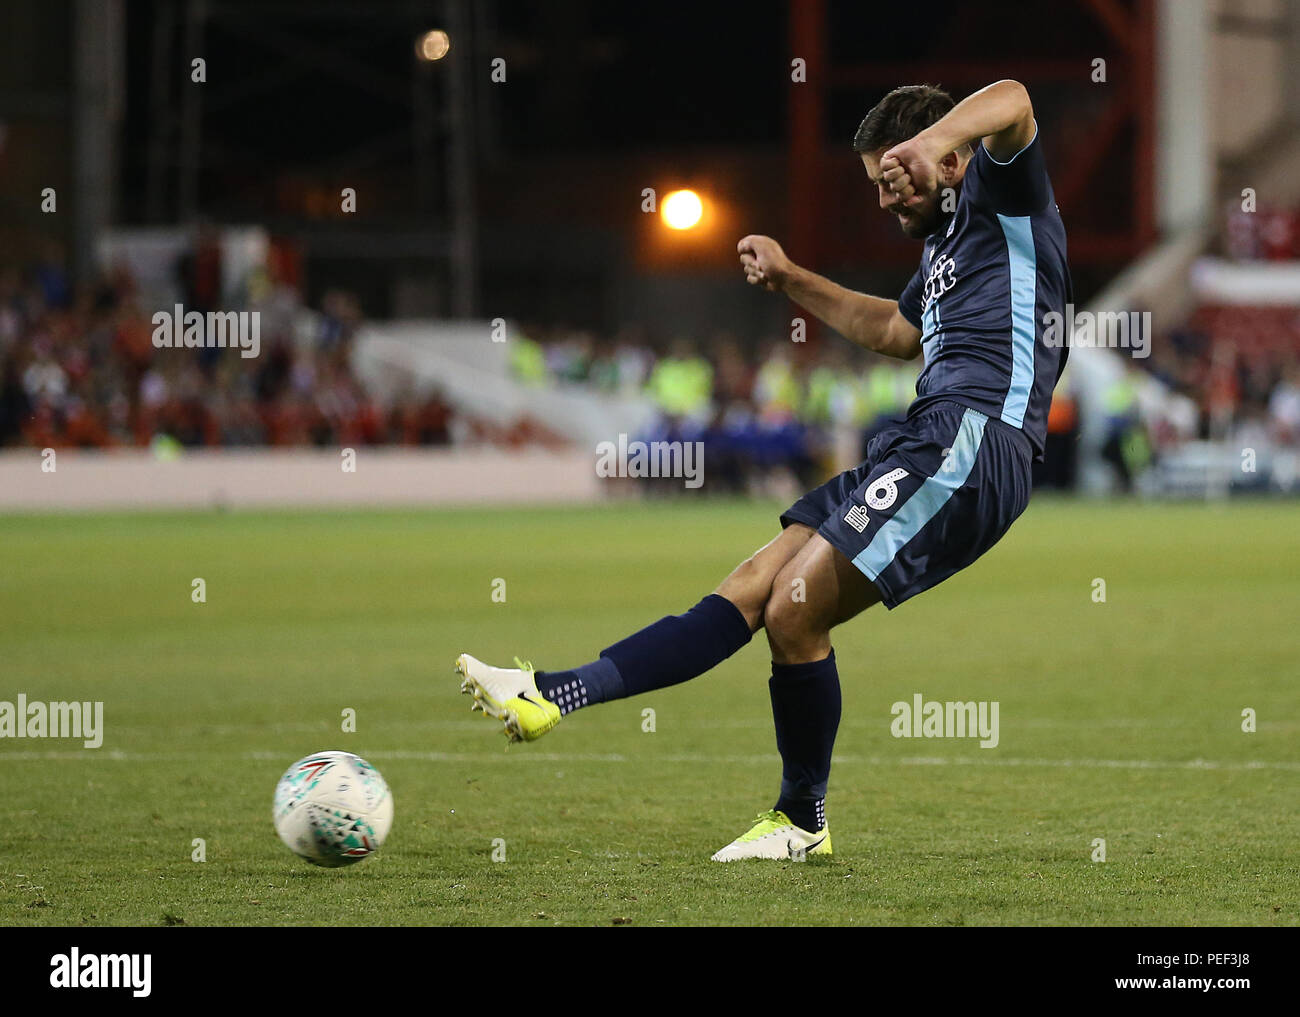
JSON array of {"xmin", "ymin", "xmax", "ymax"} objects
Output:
[
  {"xmin": 769, "ymin": 649, "xmax": 840, "ymax": 833},
  {"xmin": 536, "ymin": 594, "xmax": 753, "ymax": 712},
  {"xmin": 535, "ymin": 657, "xmax": 622, "ymax": 715}
]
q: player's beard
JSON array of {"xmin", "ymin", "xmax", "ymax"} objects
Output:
[{"xmin": 896, "ymin": 204, "xmax": 939, "ymax": 239}]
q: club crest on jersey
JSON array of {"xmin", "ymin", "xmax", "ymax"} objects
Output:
[{"xmin": 922, "ymin": 253, "xmax": 957, "ymax": 307}]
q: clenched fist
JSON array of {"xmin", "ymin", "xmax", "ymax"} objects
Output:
[
  {"xmin": 738, "ymin": 234, "xmax": 792, "ymax": 293},
  {"xmin": 880, "ymin": 135, "xmax": 941, "ymax": 207}
]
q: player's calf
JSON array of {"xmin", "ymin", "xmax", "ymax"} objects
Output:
[
  {"xmin": 757, "ymin": 535, "xmax": 878, "ymax": 844},
  {"xmin": 453, "ymin": 592, "xmax": 755, "ymax": 738}
]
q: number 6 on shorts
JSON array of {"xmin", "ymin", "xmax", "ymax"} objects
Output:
[{"xmin": 865, "ymin": 467, "xmax": 910, "ymax": 511}]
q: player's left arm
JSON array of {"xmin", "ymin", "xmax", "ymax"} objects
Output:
[
  {"xmin": 930, "ymin": 78, "xmax": 1035, "ymax": 164},
  {"xmin": 881, "ymin": 80, "xmax": 1036, "ymax": 206}
]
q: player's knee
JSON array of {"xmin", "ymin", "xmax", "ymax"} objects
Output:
[
  {"xmin": 714, "ymin": 553, "xmax": 772, "ymax": 630},
  {"xmin": 762, "ymin": 584, "xmax": 814, "ymax": 644}
]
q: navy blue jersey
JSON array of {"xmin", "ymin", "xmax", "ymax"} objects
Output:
[{"xmin": 898, "ymin": 126, "xmax": 1071, "ymax": 460}]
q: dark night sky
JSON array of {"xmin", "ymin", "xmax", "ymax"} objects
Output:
[
  {"xmin": 118, "ymin": 0, "xmax": 1112, "ymax": 218},
  {"xmin": 119, "ymin": 2, "xmax": 1112, "ymax": 193},
  {"xmin": 112, "ymin": 0, "xmax": 1122, "ymax": 319}
]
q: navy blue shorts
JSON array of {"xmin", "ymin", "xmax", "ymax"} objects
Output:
[{"xmin": 780, "ymin": 400, "xmax": 1033, "ymax": 609}]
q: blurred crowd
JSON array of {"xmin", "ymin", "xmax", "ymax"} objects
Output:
[
  {"xmin": 8, "ymin": 202, "xmax": 1296, "ymax": 498},
  {"xmin": 507, "ymin": 324, "xmax": 1079, "ymax": 492},
  {"xmin": 1186, "ymin": 202, "xmax": 1300, "ymax": 447},
  {"xmin": 1120, "ymin": 202, "xmax": 1300, "ymax": 478},
  {"xmin": 0, "ymin": 243, "xmax": 458, "ymax": 450},
  {"xmin": 0, "ymin": 240, "xmax": 1083, "ymax": 491},
  {"xmin": 512, "ymin": 326, "xmax": 917, "ymax": 492},
  {"xmin": 1143, "ymin": 318, "xmax": 1300, "ymax": 444},
  {"xmin": 1098, "ymin": 202, "xmax": 1300, "ymax": 491}
]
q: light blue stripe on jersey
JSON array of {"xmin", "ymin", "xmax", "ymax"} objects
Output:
[
  {"xmin": 851, "ymin": 408, "xmax": 989, "ymax": 581},
  {"xmin": 996, "ymin": 213, "xmax": 1038, "ymax": 428},
  {"xmin": 921, "ymin": 297, "xmax": 941, "ymax": 365}
]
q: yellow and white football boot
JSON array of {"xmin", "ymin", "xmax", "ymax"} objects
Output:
[
  {"xmin": 710, "ymin": 809, "xmax": 832, "ymax": 862},
  {"xmin": 455, "ymin": 653, "xmax": 561, "ymax": 743}
]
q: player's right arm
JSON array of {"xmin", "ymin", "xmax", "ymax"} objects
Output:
[{"xmin": 737, "ymin": 234, "xmax": 921, "ymax": 360}]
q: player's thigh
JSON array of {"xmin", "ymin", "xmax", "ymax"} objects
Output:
[
  {"xmin": 714, "ymin": 523, "xmax": 816, "ymax": 630},
  {"xmin": 768, "ymin": 532, "xmax": 882, "ymax": 635}
]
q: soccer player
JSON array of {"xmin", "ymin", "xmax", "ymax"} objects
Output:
[{"xmin": 456, "ymin": 80, "xmax": 1071, "ymax": 860}]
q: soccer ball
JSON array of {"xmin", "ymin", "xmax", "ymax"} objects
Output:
[{"xmin": 272, "ymin": 751, "xmax": 394, "ymax": 867}]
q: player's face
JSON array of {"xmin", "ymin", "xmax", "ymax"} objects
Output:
[{"xmin": 861, "ymin": 149, "xmax": 942, "ymax": 239}]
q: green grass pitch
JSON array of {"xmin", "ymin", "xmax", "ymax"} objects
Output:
[{"xmin": 1, "ymin": 498, "xmax": 1297, "ymax": 926}]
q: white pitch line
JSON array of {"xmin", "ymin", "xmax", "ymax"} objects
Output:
[{"xmin": 0, "ymin": 748, "xmax": 1297, "ymax": 772}]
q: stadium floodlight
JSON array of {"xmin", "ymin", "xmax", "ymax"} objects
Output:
[
  {"xmin": 416, "ymin": 30, "xmax": 451, "ymax": 62},
  {"xmin": 662, "ymin": 189, "xmax": 704, "ymax": 230}
]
